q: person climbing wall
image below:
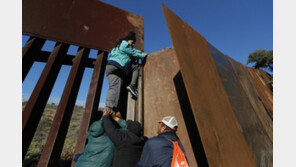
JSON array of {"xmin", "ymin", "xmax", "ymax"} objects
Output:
[{"xmin": 104, "ymin": 31, "xmax": 148, "ymax": 113}]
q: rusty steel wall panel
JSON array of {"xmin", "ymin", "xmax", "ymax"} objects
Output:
[
  {"xmin": 228, "ymin": 58, "xmax": 273, "ymax": 141},
  {"xmin": 38, "ymin": 47, "xmax": 89, "ymax": 166},
  {"xmin": 162, "ymin": 4, "xmax": 256, "ymax": 166},
  {"xmin": 23, "ymin": 0, "xmax": 144, "ymax": 52},
  {"xmin": 136, "ymin": 66, "xmax": 144, "ymax": 125},
  {"xmin": 208, "ymin": 43, "xmax": 272, "ymax": 166},
  {"xmin": 143, "ymin": 48, "xmax": 198, "ymax": 166},
  {"xmin": 71, "ymin": 51, "xmax": 107, "ymax": 167},
  {"xmin": 22, "ymin": 37, "xmax": 45, "ymax": 82},
  {"xmin": 247, "ymin": 68, "xmax": 273, "ymax": 120},
  {"xmin": 249, "ymin": 68, "xmax": 273, "ymax": 110},
  {"xmin": 35, "ymin": 50, "xmax": 97, "ymax": 68},
  {"xmin": 258, "ymin": 69, "xmax": 273, "ymax": 89},
  {"xmin": 126, "ymin": 64, "xmax": 144, "ymax": 123},
  {"xmin": 126, "ymin": 92, "xmax": 136, "ymax": 121},
  {"xmin": 22, "ymin": 42, "xmax": 69, "ymax": 159}
]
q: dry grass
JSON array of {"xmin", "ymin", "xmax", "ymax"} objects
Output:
[{"xmin": 22, "ymin": 102, "xmax": 92, "ymax": 167}]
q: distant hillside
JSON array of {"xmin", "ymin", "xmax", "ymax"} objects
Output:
[{"xmin": 23, "ymin": 102, "xmax": 102, "ymax": 167}]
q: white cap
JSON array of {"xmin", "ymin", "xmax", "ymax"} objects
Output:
[{"xmin": 161, "ymin": 116, "xmax": 178, "ymax": 129}]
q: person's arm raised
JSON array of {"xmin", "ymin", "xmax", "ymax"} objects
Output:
[
  {"xmin": 119, "ymin": 41, "xmax": 147, "ymax": 59},
  {"xmin": 111, "ymin": 112, "xmax": 127, "ymax": 130},
  {"xmin": 102, "ymin": 114, "xmax": 126, "ymax": 146}
]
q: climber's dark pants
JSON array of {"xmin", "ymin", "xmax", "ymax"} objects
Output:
[{"xmin": 129, "ymin": 63, "xmax": 139, "ymax": 88}]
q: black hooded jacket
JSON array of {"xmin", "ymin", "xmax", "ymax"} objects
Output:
[{"xmin": 103, "ymin": 116, "xmax": 147, "ymax": 167}]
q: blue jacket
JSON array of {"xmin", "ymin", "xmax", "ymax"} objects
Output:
[
  {"xmin": 75, "ymin": 119, "xmax": 127, "ymax": 167},
  {"xmin": 136, "ymin": 131, "xmax": 187, "ymax": 167},
  {"xmin": 109, "ymin": 40, "xmax": 146, "ymax": 68}
]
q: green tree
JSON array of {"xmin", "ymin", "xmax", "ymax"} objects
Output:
[{"xmin": 247, "ymin": 49, "xmax": 273, "ymax": 71}]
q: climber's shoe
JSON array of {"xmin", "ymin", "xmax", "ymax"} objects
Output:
[{"xmin": 127, "ymin": 85, "xmax": 138, "ymax": 99}]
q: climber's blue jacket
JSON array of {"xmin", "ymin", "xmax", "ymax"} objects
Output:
[{"xmin": 108, "ymin": 40, "xmax": 146, "ymax": 69}]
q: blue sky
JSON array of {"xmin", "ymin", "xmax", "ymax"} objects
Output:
[{"xmin": 22, "ymin": 0, "xmax": 273, "ymax": 107}]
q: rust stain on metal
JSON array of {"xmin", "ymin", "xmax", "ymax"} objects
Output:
[
  {"xmin": 162, "ymin": 4, "xmax": 256, "ymax": 166},
  {"xmin": 23, "ymin": 0, "xmax": 145, "ymax": 165},
  {"xmin": 227, "ymin": 58, "xmax": 273, "ymax": 141},
  {"xmin": 126, "ymin": 14, "xmax": 144, "ymax": 48},
  {"xmin": 38, "ymin": 47, "xmax": 89, "ymax": 166},
  {"xmin": 144, "ymin": 47, "xmax": 198, "ymax": 166},
  {"xmin": 22, "ymin": 42, "xmax": 69, "ymax": 159},
  {"xmin": 258, "ymin": 69, "xmax": 273, "ymax": 88},
  {"xmin": 208, "ymin": 43, "xmax": 272, "ymax": 166},
  {"xmin": 126, "ymin": 93, "xmax": 136, "ymax": 121},
  {"xmin": 248, "ymin": 68, "xmax": 273, "ymax": 110},
  {"xmin": 23, "ymin": 0, "xmax": 144, "ymax": 52},
  {"xmin": 35, "ymin": 50, "xmax": 97, "ymax": 68},
  {"xmin": 136, "ymin": 65, "xmax": 144, "ymax": 125},
  {"xmin": 71, "ymin": 51, "xmax": 107, "ymax": 167},
  {"xmin": 22, "ymin": 37, "xmax": 45, "ymax": 82}
]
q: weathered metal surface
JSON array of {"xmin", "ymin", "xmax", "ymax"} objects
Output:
[
  {"xmin": 248, "ymin": 68, "xmax": 273, "ymax": 120},
  {"xmin": 23, "ymin": 0, "xmax": 145, "ymax": 165},
  {"xmin": 162, "ymin": 4, "xmax": 256, "ymax": 166},
  {"xmin": 118, "ymin": 68, "xmax": 143, "ymax": 120},
  {"xmin": 71, "ymin": 51, "xmax": 107, "ymax": 167},
  {"xmin": 38, "ymin": 47, "xmax": 89, "ymax": 166},
  {"xmin": 126, "ymin": 64, "xmax": 144, "ymax": 123},
  {"xmin": 22, "ymin": 42, "xmax": 69, "ymax": 159},
  {"xmin": 208, "ymin": 43, "xmax": 272, "ymax": 166},
  {"xmin": 257, "ymin": 69, "xmax": 273, "ymax": 89},
  {"xmin": 35, "ymin": 50, "xmax": 97, "ymax": 68},
  {"xmin": 136, "ymin": 65, "xmax": 144, "ymax": 125},
  {"xmin": 22, "ymin": 37, "xmax": 45, "ymax": 82},
  {"xmin": 126, "ymin": 92, "xmax": 136, "ymax": 121},
  {"xmin": 173, "ymin": 70, "xmax": 209, "ymax": 167},
  {"xmin": 143, "ymin": 47, "xmax": 198, "ymax": 166},
  {"xmin": 228, "ymin": 58, "xmax": 273, "ymax": 141},
  {"xmin": 23, "ymin": 0, "xmax": 144, "ymax": 52},
  {"xmin": 249, "ymin": 68, "xmax": 273, "ymax": 110}
]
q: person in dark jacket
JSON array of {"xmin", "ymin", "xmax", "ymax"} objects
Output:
[
  {"xmin": 102, "ymin": 109, "xmax": 147, "ymax": 167},
  {"xmin": 75, "ymin": 111, "xmax": 127, "ymax": 167},
  {"xmin": 136, "ymin": 116, "xmax": 187, "ymax": 167}
]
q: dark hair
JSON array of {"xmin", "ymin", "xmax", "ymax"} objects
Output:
[
  {"xmin": 126, "ymin": 120, "xmax": 143, "ymax": 137},
  {"xmin": 115, "ymin": 31, "xmax": 137, "ymax": 48}
]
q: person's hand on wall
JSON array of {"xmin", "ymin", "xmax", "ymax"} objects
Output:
[{"xmin": 141, "ymin": 54, "xmax": 148, "ymax": 65}]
